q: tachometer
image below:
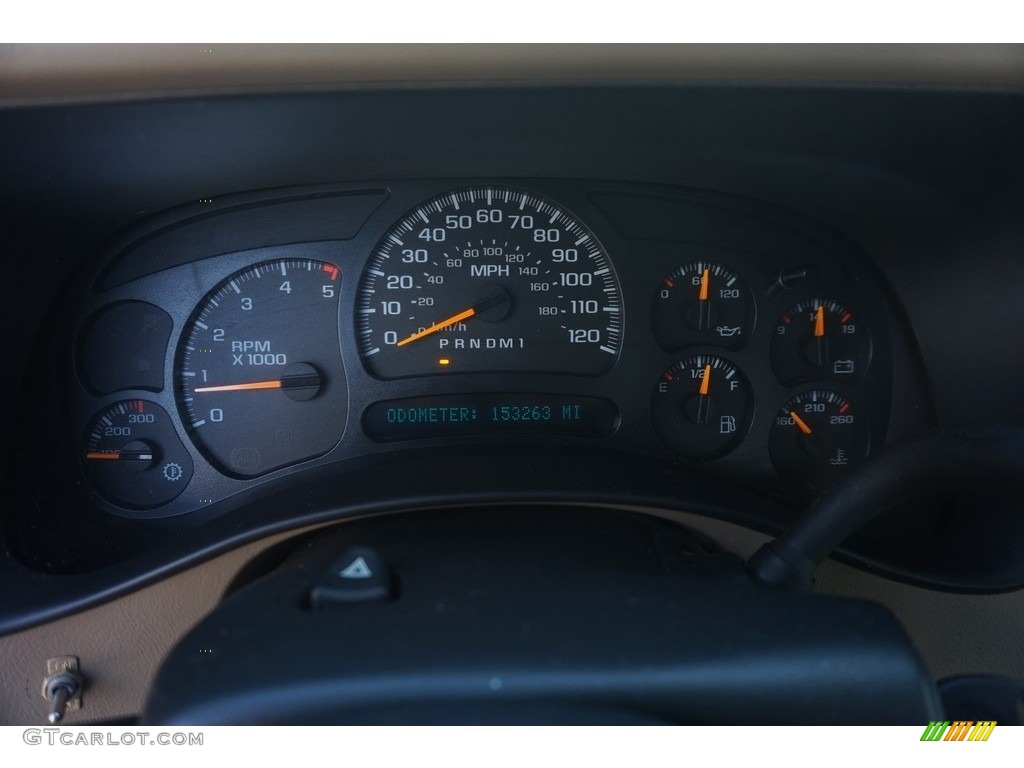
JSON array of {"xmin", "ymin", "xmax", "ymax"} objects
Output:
[
  {"xmin": 356, "ymin": 186, "xmax": 623, "ymax": 378},
  {"xmin": 175, "ymin": 258, "xmax": 347, "ymax": 478}
]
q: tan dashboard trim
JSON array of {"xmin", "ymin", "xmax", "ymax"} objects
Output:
[
  {"xmin": 1, "ymin": 508, "xmax": 1022, "ymax": 725},
  {"xmin": 1, "ymin": 44, "xmax": 1023, "ymax": 104}
]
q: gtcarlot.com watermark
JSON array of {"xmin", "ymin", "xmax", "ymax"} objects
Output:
[{"xmin": 23, "ymin": 729, "xmax": 203, "ymax": 746}]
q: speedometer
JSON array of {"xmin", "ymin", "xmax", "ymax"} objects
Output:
[{"xmin": 356, "ymin": 186, "xmax": 623, "ymax": 378}]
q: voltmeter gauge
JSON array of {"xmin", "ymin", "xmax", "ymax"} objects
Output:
[
  {"xmin": 651, "ymin": 355, "xmax": 752, "ymax": 460},
  {"xmin": 769, "ymin": 390, "xmax": 870, "ymax": 487},
  {"xmin": 652, "ymin": 261, "xmax": 754, "ymax": 351},
  {"xmin": 83, "ymin": 399, "xmax": 193, "ymax": 509},
  {"xmin": 771, "ymin": 298, "xmax": 871, "ymax": 384}
]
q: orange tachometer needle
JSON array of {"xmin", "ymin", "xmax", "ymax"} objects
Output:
[
  {"xmin": 195, "ymin": 380, "xmax": 282, "ymax": 393},
  {"xmin": 790, "ymin": 411, "xmax": 813, "ymax": 435},
  {"xmin": 396, "ymin": 307, "xmax": 476, "ymax": 347},
  {"xmin": 699, "ymin": 363, "xmax": 712, "ymax": 396},
  {"xmin": 698, "ymin": 268, "xmax": 710, "ymax": 301},
  {"xmin": 814, "ymin": 305, "xmax": 825, "ymax": 337}
]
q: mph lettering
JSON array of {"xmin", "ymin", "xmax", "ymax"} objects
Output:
[
  {"xmin": 230, "ymin": 340, "xmax": 286, "ymax": 366},
  {"xmin": 470, "ymin": 264, "xmax": 509, "ymax": 277}
]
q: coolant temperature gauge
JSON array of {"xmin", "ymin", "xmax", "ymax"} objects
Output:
[{"xmin": 769, "ymin": 390, "xmax": 870, "ymax": 487}]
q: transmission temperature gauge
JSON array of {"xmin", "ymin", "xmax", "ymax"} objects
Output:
[{"xmin": 83, "ymin": 399, "xmax": 193, "ymax": 509}]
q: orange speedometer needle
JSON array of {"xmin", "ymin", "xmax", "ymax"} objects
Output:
[
  {"xmin": 396, "ymin": 290, "xmax": 511, "ymax": 348},
  {"xmin": 195, "ymin": 380, "xmax": 282, "ymax": 393},
  {"xmin": 396, "ymin": 307, "xmax": 476, "ymax": 347},
  {"xmin": 790, "ymin": 411, "xmax": 813, "ymax": 435},
  {"xmin": 698, "ymin": 268, "xmax": 710, "ymax": 301},
  {"xmin": 814, "ymin": 305, "xmax": 825, "ymax": 337},
  {"xmin": 699, "ymin": 363, "xmax": 712, "ymax": 396}
]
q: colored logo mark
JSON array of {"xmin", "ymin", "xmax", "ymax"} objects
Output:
[{"xmin": 920, "ymin": 721, "xmax": 997, "ymax": 741}]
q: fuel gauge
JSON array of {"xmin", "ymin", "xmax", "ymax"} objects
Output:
[
  {"xmin": 651, "ymin": 354, "xmax": 752, "ymax": 459},
  {"xmin": 769, "ymin": 390, "xmax": 870, "ymax": 487}
]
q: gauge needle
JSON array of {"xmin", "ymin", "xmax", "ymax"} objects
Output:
[
  {"xmin": 195, "ymin": 380, "xmax": 282, "ymax": 393},
  {"xmin": 397, "ymin": 307, "xmax": 476, "ymax": 347},
  {"xmin": 695, "ymin": 363, "xmax": 712, "ymax": 423},
  {"xmin": 85, "ymin": 450, "xmax": 154, "ymax": 462},
  {"xmin": 812, "ymin": 304, "xmax": 827, "ymax": 366},
  {"xmin": 696, "ymin": 268, "xmax": 712, "ymax": 329},
  {"xmin": 699, "ymin": 363, "xmax": 712, "ymax": 396},
  {"xmin": 396, "ymin": 291, "xmax": 510, "ymax": 348},
  {"xmin": 194, "ymin": 366, "xmax": 321, "ymax": 394},
  {"xmin": 789, "ymin": 410, "xmax": 813, "ymax": 435}
]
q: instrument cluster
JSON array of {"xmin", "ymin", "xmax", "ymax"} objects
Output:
[{"xmin": 61, "ymin": 180, "xmax": 899, "ymax": 519}]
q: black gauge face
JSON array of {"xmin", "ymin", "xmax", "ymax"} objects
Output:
[
  {"xmin": 651, "ymin": 261, "xmax": 754, "ymax": 351},
  {"xmin": 176, "ymin": 258, "xmax": 347, "ymax": 478},
  {"xmin": 771, "ymin": 298, "xmax": 871, "ymax": 384},
  {"xmin": 770, "ymin": 390, "xmax": 870, "ymax": 487},
  {"xmin": 83, "ymin": 399, "xmax": 192, "ymax": 509},
  {"xmin": 651, "ymin": 355, "xmax": 752, "ymax": 460},
  {"xmin": 356, "ymin": 186, "xmax": 623, "ymax": 378}
]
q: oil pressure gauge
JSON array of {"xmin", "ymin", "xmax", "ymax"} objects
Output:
[{"xmin": 652, "ymin": 261, "xmax": 754, "ymax": 351}]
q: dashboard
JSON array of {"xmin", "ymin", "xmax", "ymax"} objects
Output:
[
  {"xmin": 1, "ymin": 44, "xmax": 1024, "ymax": 725},
  {"xmin": 9, "ymin": 175, "xmax": 938, "ymax": 579}
]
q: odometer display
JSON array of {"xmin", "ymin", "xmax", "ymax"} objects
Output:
[
  {"xmin": 362, "ymin": 393, "xmax": 619, "ymax": 441},
  {"xmin": 356, "ymin": 186, "xmax": 623, "ymax": 378}
]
